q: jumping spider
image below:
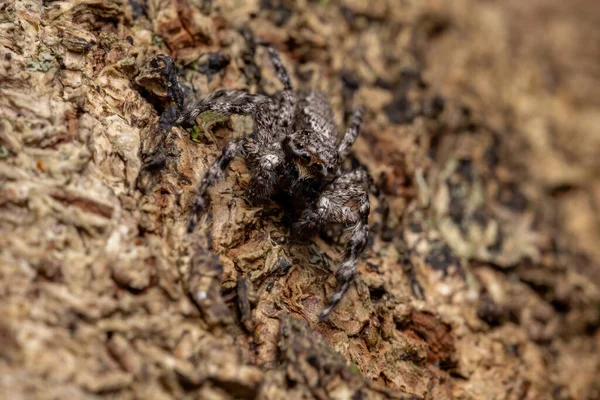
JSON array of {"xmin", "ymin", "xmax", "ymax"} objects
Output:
[{"xmin": 155, "ymin": 46, "xmax": 385, "ymax": 320}]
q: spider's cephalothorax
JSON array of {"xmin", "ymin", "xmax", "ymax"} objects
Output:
[{"xmin": 174, "ymin": 46, "xmax": 382, "ymax": 320}]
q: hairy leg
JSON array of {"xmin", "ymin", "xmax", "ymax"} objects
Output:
[
  {"xmin": 243, "ymin": 140, "xmax": 285, "ymax": 203},
  {"xmin": 140, "ymin": 105, "xmax": 180, "ymax": 171},
  {"xmin": 293, "ymin": 172, "xmax": 371, "ymax": 320},
  {"xmin": 188, "ymin": 137, "xmax": 245, "ymax": 232},
  {"xmin": 320, "ymin": 221, "xmax": 369, "ymax": 320},
  {"xmin": 137, "ymin": 55, "xmax": 184, "ymax": 173},
  {"xmin": 182, "ymin": 47, "xmax": 294, "ymax": 228},
  {"xmin": 337, "ymin": 106, "xmax": 364, "ymax": 161},
  {"xmin": 156, "ymin": 55, "xmax": 184, "ymax": 112},
  {"xmin": 342, "ymin": 168, "xmax": 390, "ymax": 236},
  {"xmin": 265, "ymin": 46, "xmax": 295, "ymax": 130},
  {"xmin": 177, "ymin": 89, "xmax": 280, "ymax": 138},
  {"xmin": 177, "ymin": 47, "xmax": 295, "ymax": 140}
]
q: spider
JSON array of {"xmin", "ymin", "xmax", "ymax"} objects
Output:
[{"xmin": 164, "ymin": 46, "xmax": 384, "ymax": 320}]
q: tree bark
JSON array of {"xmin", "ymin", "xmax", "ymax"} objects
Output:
[{"xmin": 1, "ymin": 1, "xmax": 599, "ymax": 399}]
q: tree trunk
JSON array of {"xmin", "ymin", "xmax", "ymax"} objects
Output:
[{"xmin": 1, "ymin": 1, "xmax": 599, "ymax": 399}]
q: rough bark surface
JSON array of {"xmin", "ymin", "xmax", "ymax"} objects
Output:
[{"xmin": 1, "ymin": 0, "xmax": 599, "ymax": 399}]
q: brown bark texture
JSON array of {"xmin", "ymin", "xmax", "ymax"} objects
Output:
[{"xmin": 1, "ymin": 0, "xmax": 599, "ymax": 399}]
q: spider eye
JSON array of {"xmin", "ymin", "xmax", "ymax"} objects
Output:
[{"xmin": 299, "ymin": 154, "xmax": 310, "ymax": 162}]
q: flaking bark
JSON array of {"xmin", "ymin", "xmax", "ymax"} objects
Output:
[{"xmin": 1, "ymin": 1, "xmax": 599, "ymax": 399}]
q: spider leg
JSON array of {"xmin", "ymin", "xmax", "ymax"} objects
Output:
[
  {"xmin": 344, "ymin": 168, "xmax": 390, "ymax": 237},
  {"xmin": 293, "ymin": 173, "xmax": 371, "ymax": 320},
  {"xmin": 156, "ymin": 55, "xmax": 184, "ymax": 111},
  {"xmin": 137, "ymin": 55, "xmax": 184, "ymax": 174},
  {"xmin": 177, "ymin": 89, "xmax": 278, "ymax": 133},
  {"xmin": 188, "ymin": 137, "xmax": 246, "ymax": 232},
  {"xmin": 243, "ymin": 142, "xmax": 284, "ymax": 203},
  {"xmin": 177, "ymin": 45, "xmax": 293, "ymax": 146},
  {"xmin": 320, "ymin": 221, "xmax": 369, "ymax": 320},
  {"xmin": 181, "ymin": 75, "xmax": 287, "ymax": 228},
  {"xmin": 337, "ymin": 106, "xmax": 364, "ymax": 161},
  {"xmin": 265, "ymin": 46, "xmax": 295, "ymax": 129},
  {"xmin": 177, "ymin": 89, "xmax": 268, "ymax": 123}
]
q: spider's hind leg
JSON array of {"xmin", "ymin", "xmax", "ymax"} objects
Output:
[
  {"xmin": 319, "ymin": 220, "xmax": 369, "ymax": 320},
  {"xmin": 293, "ymin": 172, "xmax": 371, "ymax": 320}
]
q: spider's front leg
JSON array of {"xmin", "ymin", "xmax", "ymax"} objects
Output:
[
  {"xmin": 187, "ymin": 137, "xmax": 245, "ymax": 232},
  {"xmin": 178, "ymin": 89, "xmax": 273, "ymax": 131},
  {"xmin": 177, "ymin": 46, "xmax": 294, "ymax": 137},
  {"xmin": 265, "ymin": 45, "xmax": 294, "ymax": 130},
  {"xmin": 294, "ymin": 173, "xmax": 371, "ymax": 320},
  {"xmin": 183, "ymin": 45, "xmax": 295, "ymax": 225},
  {"xmin": 243, "ymin": 142, "xmax": 284, "ymax": 203}
]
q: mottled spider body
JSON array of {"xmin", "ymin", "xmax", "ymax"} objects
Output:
[{"xmin": 177, "ymin": 47, "xmax": 379, "ymax": 320}]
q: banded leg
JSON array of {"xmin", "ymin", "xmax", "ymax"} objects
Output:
[
  {"xmin": 337, "ymin": 106, "xmax": 364, "ymax": 161},
  {"xmin": 320, "ymin": 221, "xmax": 369, "ymax": 320},
  {"xmin": 345, "ymin": 168, "xmax": 390, "ymax": 236},
  {"xmin": 265, "ymin": 46, "xmax": 294, "ymax": 129},
  {"xmin": 244, "ymin": 153, "xmax": 283, "ymax": 203},
  {"xmin": 293, "ymin": 172, "xmax": 371, "ymax": 320},
  {"xmin": 188, "ymin": 138, "xmax": 245, "ymax": 232},
  {"xmin": 140, "ymin": 105, "xmax": 179, "ymax": 171},
  {"xmin": 177, "ymin": 90, "xmax": 276, "ymax": 135},
  {"xmin": 138, "ymin": 56, "xmax": 183, "ymax": 173},
  {"xmin": 156, "ymin": 55, "xmax": 184, "ymax": 111}
]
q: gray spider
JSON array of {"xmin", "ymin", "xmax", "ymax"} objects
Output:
[{"xmin": 174, "ymin": 46, "xmax": 383, "ymax": 320}]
